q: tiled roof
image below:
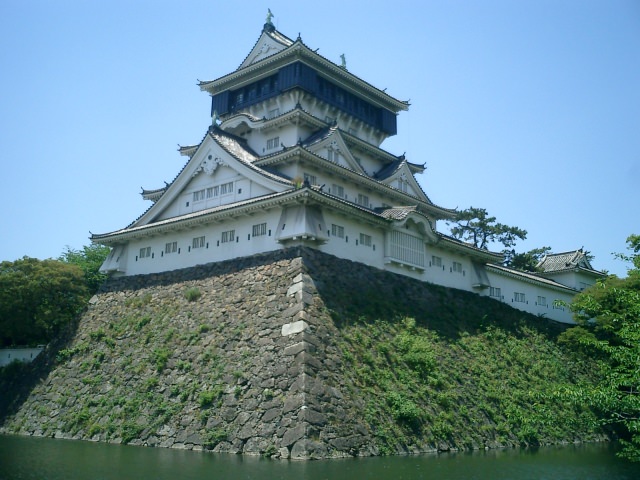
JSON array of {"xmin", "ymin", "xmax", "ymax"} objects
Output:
[
  {"xmin": 486, "ymin": 263, "xmax": 578, "ymax": 292},
  {"xmin": 199, "ymin": 28, "xmax": 408, "ymax": 112},
  {"xmin": 536, "ymin": 249, "xmax": 601, "ymax": 274},
  {"xmin": 376, "ymin": 206, "xmax": 416, "ymax": 220}
]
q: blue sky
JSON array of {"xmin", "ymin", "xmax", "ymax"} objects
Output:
[{"xmin": 1, "ymin": 1, "xmax": 638, "ymax": 277}]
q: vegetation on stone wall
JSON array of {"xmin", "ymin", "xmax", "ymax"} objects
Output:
[{"xmin": 0, "ymin": 248, "xmax": 613, "ymax": 459}]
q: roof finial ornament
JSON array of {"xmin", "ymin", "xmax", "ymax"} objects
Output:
[
  {"xmin": 340, "ymin": 53, "xmax": 347, "ymax": 70},
  {"xmin": 264, "ymin": 8, "xmax": 275, "ymax": 32},
  {"xmin": 210, "ymin": 110, "xmax": 219, "ymax": 130}
]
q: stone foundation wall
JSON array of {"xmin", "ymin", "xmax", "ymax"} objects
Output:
[
  {"xmin": 0, "ymin": 248, "xmax": 380, "ymax": 458},
  {"xmin": 0, "ymin": 247, "xmax": 604, "ymax": 458}
]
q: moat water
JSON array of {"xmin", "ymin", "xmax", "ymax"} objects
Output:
[{"xmin": 1, "ymin": 435, "xmax": 639, "ymax": 479}]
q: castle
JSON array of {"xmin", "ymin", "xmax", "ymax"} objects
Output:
[{"xmin": 91, "ymin": 15, "xmax": 604, "ymax": 324}]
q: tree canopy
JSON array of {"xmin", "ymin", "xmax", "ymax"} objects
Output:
[
  {"xmin": 559, "ymin": 234, "xmax": 640, "ymax": 461},
  {"xmin": 0, "ymin": 245, "xmax": 109, "ymax": 348},
  {"xmin": 59, "ymin": 244, "xmax": 110, "ymax": 293},
  {"xmin": 0, "ymin": 257, "xmax": 88, "ymax": 347}
]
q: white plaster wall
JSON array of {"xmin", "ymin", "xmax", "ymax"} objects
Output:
[
  {"xmin": 0, "ymin": 347, "xmax": 44, "ymax": 367},
  {"xmin": 484, "ymin": 271, "xmax": 575, "ymax": 324},
  {"xmin": 123, "ymin": 210, "xmax": 284, "ymax": 276}
]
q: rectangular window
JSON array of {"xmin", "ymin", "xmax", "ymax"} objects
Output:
[
  {"xmin": 537, "ymin": 296, "xmax": 547, "ymax": 306},
  {"xmin": 219, "ymin": 181, "xmax": 233, "ymax": 195},
  {"xmin": 192, "ymin": 236, "xmax": 205, "ymax": 249},
  {"xmin": 193, "ymin": 189, "xmax": 205, "ymax": 202},
  {"xmin": 514, "ymin": 292, "xmax": 526, "ymax": 303},
  {"xmin": 139, "ymin": 247, "xmax": 151, "ymax": 258},
  {"xmin": 165, "ymin": 241, "xmax": 177, "ymax": 254},
  {"xmin": 221, "ymin": 230, "xmax": 235, "ymax": 243},
  {"xmin": 490, "ymin": 287, "xmax": 501, "ymax": 298},
  {"xmin": 453, "ymin": 261, "xmax": 463, "ymax": 273},
  {"xmin": 331, "ymin": 184, "xmax": 345, "ymax": 198},
  {"xmin": 357, "ymin": 194, "xmax": 369, "ymax": 208},
  {"xmin": 303, "ymin": 173, "xmax": 316, "ymax": 185},
  {"xmin": 331, "ymin": 224, "xmax": 344, "ymax": 238},
  {"xmin": 359, "ymin": 233, "xmax": 372, "ymax": 247},
  {"xmin": 266, "ymin": 136, "xmax": 279, "ymax": 150},
  {"xmin": 432, "ymin": 255, "xmax": 442, "ymax": 267},
  {"xmin": 327, "ymin": 149, "xmax": 339, "ymax": 162},
  {"xmin": 206, "ymin": 186, "xmax": 219, "ymax": 198},
  {"xmin": 252, "ymin": 223, "xmax": 267, "ymax": 237},
  {"xmin": 388, "ymin": 230, "xmax": 425, "ymax": 267}
]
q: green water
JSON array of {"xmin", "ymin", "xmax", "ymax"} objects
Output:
[{"xmin": 1, "ymin": 435, "xmax": 639, "ymax": 480}]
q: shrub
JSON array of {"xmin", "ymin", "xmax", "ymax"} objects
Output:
[{"xmin": 184, "ymin": 287, "xmax": 201, "ymax": 302}]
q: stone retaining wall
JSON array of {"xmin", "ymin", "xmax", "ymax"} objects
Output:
[{"xmin": 0, "ymin": 248, "xmax": 380, "ymax": 458}]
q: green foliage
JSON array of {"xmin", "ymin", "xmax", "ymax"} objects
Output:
[
  {"xmin": 447, "ymin": 206, "xmax": 527, "ymax": 252},
  {"xmin": 184, "ymin": 287, "xmax": 201, "ymax": 302},
  {"xmin": 203, "ymin": 428, "xmax": 227, "ymax": 449},
  {"xmin": 508, "ymin": 246, "xmax": 552, "ymax": 272},
  {"xmin": 199, "ymin": 385, "xmax": 224, "ymax": 408},
  {"xmin": 561, "ymin": 234, "xmax": 640, "ymax": 461},
  {"xmin": 0, "ymin": 257, "xmax": 89, "ymax": 347},
  {"xmin": 59, "ymin": 244, "xmax": 110, "ymax": 293},
  {"xmin": 151, "ymin": 347, "xmax": 171, "ymax": 372}
]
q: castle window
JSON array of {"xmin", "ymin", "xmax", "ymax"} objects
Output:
[
  {"xmin": 331, "ymin": 184, "xmax": 345, "ymax": 198},
  {"xmin": 139, "ymin": 247, "xmax": 151, "ymax": 258},
  {"xmin": 165, "ymin": 242, "xmax": 177, "ymax": 254},
  {"xmin": 388, "ymin": 230, "xmax": 425, "ymax": 267},
  {"xmin": 220, "ymin": 181, "xmax": 233, "ymax": 195},
  {"xmin": 356, "ymin": 194, "xmax": 369, "ymax": 208},
  {"xmin": 206, "ymin": 186, "xmax": 218, "ymax": 198},
  {"xmin": 331, "ymin": 224, "xmax": 344, "ymax": 238},
  {"xmin": 537, "ymin": 296, "xmax": 547, "ymax": 306},
  {"xmin": 266, "ymin": 136, "xmax": 279, "ymax": 150},
  {"xmin": 327, "ymin": 149, "xmax": 339, "ymax": 163},
  {"xmin": 303, "ymin": 173, "xmax": 316, "ymax": 185},
  {"xmin": 252, "ymin": 223, "xmax": 267, "ymax": 237},
  {"xmin": 192, "ymin": 236, "xmax": 205, "ymax": 249},
  {"xmin": 221, "ymin": 230, "xmax": 235, "ymax": 243},
  {"xmin": 490, "ymin": 287, "xmax": 501, "ymax": 298},
  {"xmin": 514, "ymin": 292, "xmax": 526, "ymax": 303},
  {"xmin": 431, "ymin": 255, "xmax": 442, "ymax": 267},
  {"xmin": 193, "ymin": 189, "xmax": 205, "ymax": 202},
  {"xmin": 453, "ymin": 261, "xmax": 463, "ymax": 273},
  {"xmin": 268, "ymin": 108, "xmax": 280, "ymax": 118},
  {"xmin": 359, "ymin": 233, "xmax": 372, "ymax": 247}
]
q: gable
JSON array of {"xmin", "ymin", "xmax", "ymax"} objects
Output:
[
  {"xmin": 238, "ymin": 29, "xmax": 293, "ymax": 70},
  {"xmin": 132, "ymin": 131, "xmax": 291, "ymax": 227},
  {"xmin": 381, "ymin": 163, "xmax": 428, "ymax": 202},
  {"xmin": 306, "ymin": 130, "xmax": 365, "ymax": 174}
]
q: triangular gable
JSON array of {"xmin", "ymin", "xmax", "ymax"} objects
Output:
[
  {"xmin": 131, "ymin": 130, "xmax": 291, "ymax": 228},
  {"xmin": 380, "ymin": 161, "xmax": 429, "ymax": 203},
  {"xmin": 305, "ymin": 129, "xmax": 365, "ymax": 174},
  {"xmin": 238, "ymin": 26, "xmax": 294, "ymax": 70}
]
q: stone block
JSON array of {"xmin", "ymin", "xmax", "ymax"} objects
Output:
[
  {"xmin": 282, "ymin": 423, "xmax": 306, "ymax": 447},
  {"xmin": 281, "ymin": 320, "xmax": 309, "ymax": 336}
]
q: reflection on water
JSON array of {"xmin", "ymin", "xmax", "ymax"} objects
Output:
[{"xmin": 1, "ymin": 435, "xmax": 639, "ymax": 480}]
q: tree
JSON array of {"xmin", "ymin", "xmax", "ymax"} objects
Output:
[
  {"xmin": 59, "ymin": 244, "xmax": 110, "ymax": 293},
  {"xmin": 559, "ymin": 234, "xmax": 640, "ymax": 461},
  {"xmin": 0, "ymin": 257, "xmax": 88, "ymax": 347},
  {"xmin": 507, "ymin": 246, "xmax": 552, "ymax": 272},
  {"xmin": 447, "ymin": 206, "xmax": 527, "ymax": 254}
]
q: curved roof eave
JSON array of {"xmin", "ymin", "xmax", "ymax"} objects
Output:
[
  {"xmin": 486, "ymin": 264, "xmax": 579, "ymax": 293},
  {"xmin": 199, "ymin": 41, "xmax": 408, "ymax": 112},
  {"xmin": 255, "ymin": 145, "xmax": 453, "ymax": 219},
  {"xmin": 437, "ymin": 234, "xmax": 505, "ymax": 263}
]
